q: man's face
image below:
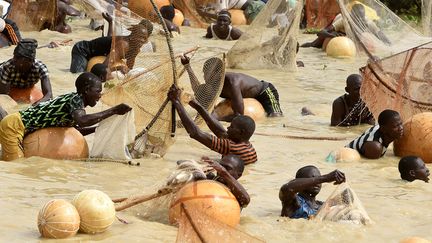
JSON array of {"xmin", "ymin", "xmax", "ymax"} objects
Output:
[
  {"xmin": 220, "ymin": 157, "xmax": 241, "ymax": 179},
  {"xmin": 84, "ymin": 81, "xmax": 102, "ymax": 107},
  {"xmin": 302, "ymin": 168, "xmax": 322, "ymax": 196},
  {"xmin": 13, "ymin": 56, "xmax": 33, "ymax": 73},
  {"xmin": 227, "ymin": 118, "xmax": 242, "ymax": 141},
  {"xmin": 217, "ymin": 16, "xmax": 231, "ymax": 29},
  {"xmin": 413, "ymin": 160, "xmax": 430, "ymax": 183},
  {"xmin": 384, "ymin": 115, "xmax": 404, "ymax": 140},
  {"xmin": 346, "ymin": 79, "xmax": 362, "ymax": 101}
]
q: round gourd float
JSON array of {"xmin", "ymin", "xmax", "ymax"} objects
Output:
[
  {"xmin": 37, "ymin": 199, "xmax": 80, "ymax": 239},
  {"xmin": 400, "ymin": 237, "xmax": 431, "ymax": 243},
  {"xmin": 326, "ymin": 37, "xmax": 356, "ymax": 58},
  {"xmin": 72, "ymin": 190, "xmax": 116, "ymax": 234},
  {"xmin": 173, "ymin": 9, "xmax": 184, "ymax": 27},
  {"xmin": 9, "ymin": 86, "xmax": 43, "ymax": 104},
  {"xmin": 169, "ymin": 180, "xmax": 241, "ymax": 227},
  {"xmin": 213, "ymin": 98, "xmax": 266, "ymax": 122},
  {"xmin": 394, "ymin": 112, "xmax": 432, "ymax": 163},
  {"xmin": 86, "ymin": 56, "xmax": 106, "ymax": 72},
  {"xmin": 128, "ymin": 0, "xmax": 170, "ymax": 20},
  {"xmin": 334, "ymin": 147, "xmax": 361, "ymax": 162},
  {"xmin": 23, "ymin": 127, "xmax": 89, "ymax": 160},
  {"xmin": 228, "ymin": 9, "xmax": 247, "ymax": 25}
]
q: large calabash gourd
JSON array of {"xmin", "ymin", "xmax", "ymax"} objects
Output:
[
  {"xmin": 326, "ymin": 37, "xmax": 356, "ymax": 58},
  {"xmin": 213, "ymin": 98, "xmax": 266, "ymax": 122},
  {"xmin": 394, "ymin": 112, "xmax": 432, "ymax": 163},
  {"xmin": 169, "ymin": 180, "xmax": 241, "ymax": 227},
  {"xmin": 72, "ymin": 190, "xmax": 116, "ymax": 234},
  {"xmin": 23, "ymin": 127, "xmax": 89, "ymax": 160},
  {"xmin": 37, "ymin": 199, "xmax": 80, "ymax": 239},
  {"xmin": 172, "ymin": 9, "xmax": 184, "ymax": 27},
  {"xmin": 228, "ymin": 9, "xmax": 247, "ymax": 25},
  {"xmin": 9, "ymin": 86, "xmax": 43, "ymax": 104},
  {"xmin": 334, "ymin": 147, "xmax": 361, "ymax": 162},
  {"xmin": 128, "ymin": 0, "xmax": 170, "ymax": 21}
]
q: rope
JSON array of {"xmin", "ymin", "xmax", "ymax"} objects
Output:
[
  {"xmin": 254, "ymin": 132, "xmax": 350, "ymax": 141},
  {"xmin": 73, "ymin": 157, "xmax": 141, "ymax": 166}
]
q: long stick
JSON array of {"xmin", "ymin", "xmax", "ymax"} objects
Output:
[
  {"xmin": 254, "ymin": 132, "xmax": 350, "ymax": 141},
  {"xmin": 114, "ymin": 188, "xmax": 173, "ymax": 211},
  {"xmin": 181, "ymin": 203, "xmax": 208, "ymax": 243}
]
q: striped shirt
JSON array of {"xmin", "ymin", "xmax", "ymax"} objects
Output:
[
  {"xmin": 211, "ymin": 135, "xmax": 257, "ymax": 165},
  {"xmin": 346, "ymin": 125, "xmax": 387, "ymax": 156},
  {"xmin": 0, "ymin": 59, "xmax": 49, "ymax": 88}
]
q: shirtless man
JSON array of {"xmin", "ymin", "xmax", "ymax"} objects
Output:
[
  {"xmin": 205, "ymin": 10, "xmax": 242, "ymax": 41},
  {"xmin": 51, "ymin": 0, "xmax": 80, "ymax": 34},
  {"xmin": 181, "ymin": 55, "xmax": 283, "ymax": 121},
  {"xmin": 331, "ymin": 74, "xmax": 374, "ymax": 126}
]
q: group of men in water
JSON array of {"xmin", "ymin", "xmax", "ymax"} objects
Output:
[{"xmin": 0, "ymin": 1, "xmax": 430, "ymax": 223}]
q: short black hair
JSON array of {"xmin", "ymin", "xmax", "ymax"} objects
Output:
[
  {"xmin": 398, "ymin": 156, "xmax": 421, "ymax": 179},
  {"xmin": 296, "ymin": 165, "xmax": 319, "ymax": 178},
  {"xmin": 378, "ymin": 109, "xmax": 400, "ymax": 126},
  {"xmin": 75, "ymin": 72, "xmax": 101, "ymax": 94},
  {"xmin": 346, "ymin": 74, "xmax": 362, "ymax": 86},
  {"xmin": 233, "ymin": 115, "xmax": 255, "ymax": 140},
  {"xmin": 160, "ymin": 5, "xmax": 175, "ymax": 21},
  {"xmin": 224, "ymin": 154, "xmax": 245, "ymax": 174},
  {"xmin": 90, "ymin": 63, "xmax": 108, "ymax": 81}
]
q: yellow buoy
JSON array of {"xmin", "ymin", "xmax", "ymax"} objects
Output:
[
  {"xmin": 23, "ymin": 127, "xmax": 89, "ymax": 160},
  {"xmin": 86, "ymin": 56, "xmax": 106, "ymax": 72},
  {"xmin": 213, "ymin": 98, "xmax": 266, "ymax": 122},
  {"xmin": 169, "ymin": 180, "xmax": 241, "ymax": 227},
  {"xmin": 400, "ymin": 237, "xmax": 431, "ymax": 243},
  {"xmin": 228, "ymin": 9, "xmax": 247, "ymax": 25},
  {"xmin": 72, "ymin": 190, "xmax": 116, "ymax": 234},
  {"xmin": 335, "ymin": 147, "xmax": 361, "ymax": 162},
  {"xmin": 37, "ymin": 199, "xmax": 80, "ymax": 239},
  {"xmin": 326, "ymin": 37, "xmax": 356, "ymax": 58},
  {"xmin": 394, "ymin": 112, "xmax": 432, "ymax": 163},
  {"xmin": 173, "ymin": 8, "xmax": 184, "ymax": 27}
]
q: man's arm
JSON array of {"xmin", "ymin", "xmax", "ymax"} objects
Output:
[
  {"xmin": 75, "ymin": 126, "xmax": 97, "ymax": 136},
  {"xmin": 102, "ymin": 12, "xmax": 113, "ymax": 37},
  {"xmin": 361, "ymin": 141, "xmax": 383, "ymax": 159},
  {"xmin": 72, "ymin": 103, "xmax": 131, "ymax": 127},
  {"xmin": 0, "ymin": 64, "xmax": 11, "ymax": 94},
  {"xmin": 189, "ymin": 99, "xmax": 227, "ymax": 138},
  {"xmin": 181, "ymin": 56, "xmax": 201, "ymax": 93},
  {"xmin": 229, "ymin": 81, "xmax": 245, "ymax": 116},
  {"xmin": 205, "ymin": 26, "xmax": 213, "ymax": 38},
  {"xmin": 36, "ymin": 76, "xmax": 53, "ymax": 104},
  {"xmin": 330, "ymin": 98, "xmax": 344, "ymax": 126}
]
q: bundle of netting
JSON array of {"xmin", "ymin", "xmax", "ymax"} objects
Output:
[
  {"xmin": 7, "ymin": 0, "xmax": 57, "ymax": 31},
  {"xmin": 305, "ymin": 0, "xmax": 340, "ymax": 29},
  {"xmin": 422, "ymin": 0, "xmax": 432, "ymax": 36},
  {"xmin": 315, "ymin": 183, "xmax": 372, "ymax": 225},
  {"xmin": 227, "ymin": 0, "xmax": 302, "ymax": 70},
  {"xmin": 171, "ymin": 0, "xmax": 209, "ymax": 28},
  {"xmin": 360, "ymin": 41, "xmax": 432, "ymax": 121},
  {"xmin": 337, "ymin": 0, "xmax": 431, "ymax": 59}
]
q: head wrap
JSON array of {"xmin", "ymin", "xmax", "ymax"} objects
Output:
[
  {"xmin": 0, "ymin": 18, "xmax": 5, "ymax": 32},
  {"xmin": 14, "ymin": 38, "xmax": 38, "ymax": 59},
  {"xmin": 217, "ymin": 9, "xmax": 231, "ymax": 20}
]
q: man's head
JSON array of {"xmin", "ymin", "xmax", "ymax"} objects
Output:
[
  {"xmin": 345, "ymin": 74, "xmax": 362, "ymax": 101},
  {"xmin": 378, "ymin": 109, "xmax": 403, "ymax": 140},
  {"xmin": 296, "ymin": 165, "xmax": 322, "ymax": 196},
  {"xmin": 160, "ymin": 5, "xmax": 175, "ymax": 21},
  {"xmin": 220, "ymin": 154, "xmax": 245, "ymax": 180},
  {"xmin": 90, "ymin": 63, "xmax": 110, "ymax": 82},
  {"xmin": 128, "ymin": 19, "xmax": 153, "ymax": 46},
  {"xmin": 216, "ymin": 9, "xmax": 231, "ymax": 29},
  {"xmin": 75, "ymin": 72, "xmax": 102, "ymax": 107},
  {"xmin": 13, "ymin": 39, "xmax": 38, "ymax": 73},
  {"xmin": 227, "ymin": 115, "xmax": 255, "ymax": 142},
  {"xmin": 399, "ymin": 156, "xmax": 430, "ymax": 182}
]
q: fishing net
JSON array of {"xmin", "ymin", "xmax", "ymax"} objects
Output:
[
  {"xmin": 422, "ymin": 0, "xmax": 432, "ymax": 36},
  {"xmin": 360, "ymin": 41, "xmax": 432, "ymax": 121},
  {"xmin": 315, "ymin": 183, "xmax": 372, "ymax": 225},
  {"xmin": 337, "ymin": 0, "xmax": 431, "ymax": 59},
  {"xmin": 176, "ymin": 203, "xmax": 265, "ymax": 243},
  {"xmin": 227, "ymin": 0, "xmax": 302, "ymax": 70},
  {"xmin": 305, "ymin": 0, "xmax": 340, "ymax": 28},
  {"xmin": 172, "ymin": 0, "xmax": 208, "ymax": 28},
  {"xmin": 7, "ymin": 0, "xmax": 57, "ymax": 31}
]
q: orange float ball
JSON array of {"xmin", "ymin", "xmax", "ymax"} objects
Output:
[
  {"xmin": 213, "ymin": 98, "xmax": 266, "ymax": 122},
  {"xmin": 228, "ymin": 9, "xmax": 247, "ymax": 25},
  {"xmin": 326, "ymin": 36, "xmax": 356, "ymax": 58},
  {"xmin": 169, "ymin": 180, "xmax": 241, "ymax": 227},
  {"xmin": 37, "ymin": 199, "xmax": 80, "ymax": 239},
  {"xmin": 9, "ymin": 86, "xmax": 43, "ymax": 104},
  {"xmin": 129, "ymin": 0, "xmax": 170, "ymax": 20},
  {"xmin": 23, "ymin": 127, "xmax": 89, "ymax": 160},
  {"xmin": 86, "ymin": 56, "xmax": 106, "ymax": 72},
  {"xmin": 394, "ymin": 112, "xmax": 432, "ymax": 163},
  {"xmin": 173, "ymin": 8, "xmax": 184, "ymax": 27}
]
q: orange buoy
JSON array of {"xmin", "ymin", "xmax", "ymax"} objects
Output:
[
  {"xmin": 394, "ymin": 112, "xmax": 432, "ymax": 163},
  {"xmin": 9, "ymin": 86, "xmax": 43, "ymax": 104},
  {"xmin": 129, "ymin": 0, "xmax": 170, "ymax": 20},
  {"xmin": 23, "ymin": 127, "xmax": 89, "ymax": 160},
  {"xmin": 37, "ymin": 199, "xmax": 80, "ymax": 239},
  {"xmin": 173, "ymin": 8, "xmax": 184, "ymax": 27},
  {"xmin": 86, "ymin": 56, "xmax": 106, "ymax": 72},
  {"xmin": 228, "ymin": 9, "xmax": 247, "ymax": 25},
  {"xmin": 326, "ymin": 36, "xmax": 356, "ymax": 58},
  {"xmin": 213, "ymin": 98, "xmax": 266, "ymax": 122},
  {"xmin": 169, "ymin": 180, "xmax": 241, "ymax": 227}
]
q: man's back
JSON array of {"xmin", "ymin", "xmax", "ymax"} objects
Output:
[{"xmin": 220, "ymin": 72, "xmax": 265, "ymax": 99}]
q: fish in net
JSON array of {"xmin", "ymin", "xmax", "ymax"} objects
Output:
[
  {"xmin": 305, "ymin": 0, "xmax": 340, "ymax": 29},
  {"xmin": 360, "ymin": 41, "xmax": 432, "ymax": 121},
  {"xmin": 337, "ymin": 0, "xmax": 431, "ymax": 59},
  {"xmin": 7, "ymin": 0, "xmax": 57, "ymax": 31},
  {"xmin": 315, "ymin": 183, "xmax": 372, "ymax": 225},
  {"xmin": 227, "ymin": 0, "xmax": 302, "ymax": 70}
]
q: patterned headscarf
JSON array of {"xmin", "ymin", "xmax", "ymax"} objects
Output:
[{"xmin": 14, "ymin": 38, "xmax": 38, "ymax": 59}]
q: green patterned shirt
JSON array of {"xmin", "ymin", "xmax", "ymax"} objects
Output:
[{"xmin": 20, "ymin": 92, "xmax": 84, "ymax": 134}]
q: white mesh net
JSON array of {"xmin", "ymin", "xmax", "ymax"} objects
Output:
[{"xmin": 422, "ymin": 0, "xmax": 432, "ymax": 36}]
